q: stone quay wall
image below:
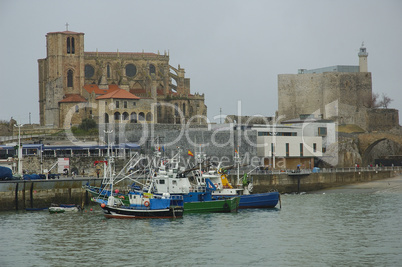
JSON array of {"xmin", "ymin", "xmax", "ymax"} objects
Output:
[{"xmin": 1, "ymin": 169, "xmax": 400, "ymax": 211}]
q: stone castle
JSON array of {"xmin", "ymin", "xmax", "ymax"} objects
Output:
[
  {"xmin": 38, "ymin": 30, "xmax": 207, "ymax": 128},
  {"xmin": 277, "ymin": 44, "xmax": 399, "ymax": 131}
]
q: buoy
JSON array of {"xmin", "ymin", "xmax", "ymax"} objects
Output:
[
  {"xmin": 101, "ymin": 203, "xmax": 106, "ymax": 208},
  {"xmin": 114, "ymin": 189, "xmax": 119, "ymax": 194},
  {"xmin": 90, "ymin": 208, "xmax": 93, "ymax": 211}
]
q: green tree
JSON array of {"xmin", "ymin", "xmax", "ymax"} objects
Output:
[{"xmin": 78, "ymin": 118, "xmax": 97, "ymax": 131}]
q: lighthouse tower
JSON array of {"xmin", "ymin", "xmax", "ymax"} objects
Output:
[{"xmin": 358, "ymin": 42, "xmax": 368, "ymax": 72}]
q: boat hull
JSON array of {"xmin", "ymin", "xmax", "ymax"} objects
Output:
[
  {"xmin": 239, "ymin": 192, "xmax": 280, "ymax": 209},
  {"xmin": 184, "ymin": 197, "xmax": 239, "ymax": 213},
  {"xmin": 49, "ymin": 206, "xmax": 80, "ymax": 213},
  {"xmin": 101, "ymin": 205, "xmax": 184, "ymax": 219}
]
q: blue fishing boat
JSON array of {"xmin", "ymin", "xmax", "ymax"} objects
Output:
[
  {"xmin": 151, "ymin": 150, "xmax": 239, "ymax": 213},
  {"xmin": 91, "ymin": 145, "xmax": 183, "ymax": 219},
  {"xmin": 203, "ymin": 151, "xmax": 280, "ymax": 209}
]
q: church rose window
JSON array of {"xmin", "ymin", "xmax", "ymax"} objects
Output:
[
  {"xmin": 85, "ymin": 65, "xmax": 94, "ymax": 78},
  {"xmin": 125, "ymin": 64, "xmax": 137, "ymax": 77}
]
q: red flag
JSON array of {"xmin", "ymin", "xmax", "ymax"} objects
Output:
[{"xmin": 188, "ymin": 150, "xmax": 194, "ymax": 157}]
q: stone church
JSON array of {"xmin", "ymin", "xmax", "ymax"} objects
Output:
[{"xmin": 38, "ymin": 30, "xmax": 207, "ymax": 128}]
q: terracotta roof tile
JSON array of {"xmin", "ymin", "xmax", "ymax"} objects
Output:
[
  {"xmin": 96, "ymin": 88, "xmax": 140, "ymax": 100},
  {"xmin": 83, "ymin": 84, "xmax": 119, "ymax": 95},
  {"xmin": 130, "ymin": 89, "xmax": 147, "ymax": 95},
  {"xmin": 59, "ymin": 94, "xmax": 87, "ymax": 103}
]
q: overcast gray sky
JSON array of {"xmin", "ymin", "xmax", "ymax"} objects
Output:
[{"xmin": 1, "ymin": 0, "xmax": 401, "ymax": 125}]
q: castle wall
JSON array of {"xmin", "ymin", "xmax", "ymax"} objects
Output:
[
  {"xmin": 278, "ymin": 72, "xmax": 372, "ymax": 129},
  {"xmin": 366, "ymin": 109, "xmax": 399, "ymax": 131}
]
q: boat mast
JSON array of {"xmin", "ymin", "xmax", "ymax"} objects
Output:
[{"xmin": 234, "ymin": 147, "xmax": 240, "ymax": 186}]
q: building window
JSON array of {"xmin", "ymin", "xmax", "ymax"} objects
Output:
[
  {"xmin": 67, "ymin": 37, "xmax": 70, "ymax": 54},
  {"xmin": 67, "ymin": 70, "xmax": 73, "ymax": 87},
  {"xmin": 125, "ymin": 64, "xmax": 137, "ymax": 77},
  {"xmin": 318, "ymin": 127, "xmax": 327, "ymax": 136},
  {"xmin": 313, "ymin": 143, "xmax": 317, "ymax": 153},
  {"xmin": 132, "ymin": 101, "xmax": 136, "ymax": 106},
  {"xmin": 71, "ymin": 37, "xmax": 75, "ymax": 54},
  {"xmin": 104, "ymin": 113, "xmax": 109, "ymax": 123},
  {"xmin": 107, "ymin": 64, "xmax": 110, "ymax": 78},
  {"xmin": 116, "ymin": 101, "xmax": 119, "ymax": 108},
  {"xmin": 300, "ymin": 143, "xmax": 304, "ymax": 157},
  {"xmin": 130, "ymin": 112, "xmax": 137, "ymax": 123},
  {"xmin": 146, "ymin": 112, "xmax": 153, "ymax": 121},
  {"xmin": 286, "ymin": 143, "xmax": 289, "ymax": 157},
  {"xmin": 124, "ymin": 101, "xmax": 127, "ymax": 108},
  {"xmin": 75, "ymin": 105, "xmax": 79, "ymax": 113},
  {"xmin": 114, "ymin": 112, "xmax": 121, "ymax": 121},
  {"xmin": 271, "ymin": 143, "xmax": 274, "ymax": 157},
  {"xmin": 149, "ymin": 64, "xmax": 156, "ymax": 74},
  {"xmin": 122, "ymin": 112, "xmax": 129, "ymax": 120},
  {"xmin": 85, "ymin": 65, "xmax": 94, "ymax": 78},
  {"xmin": 183, "ymin": 103, "xmax": 186, "ymax": 115},
  {"xmin": 175, "ymin": 103, "xmax": 179, "ymax": 116},
  {"xmin": 138, "ymin": 112, "xmax": 145, "ymax": 121},
  {"xmin": 66, "ymin": 37, "xmax": 75, "ymax": 54},
  {"xmin": 322, "ymin": 147, "xmax": 326, "ymax": 153}
]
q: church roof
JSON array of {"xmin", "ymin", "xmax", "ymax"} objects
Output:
[
  {"xmin": 47, "ymin": 30, "xmax": 84, "ymax": 35},
  {"xmin": 85, "ymin": 51, "xmax": 159, "ymax": 57},
  {"xmin": 96, "ymin": 88, "xmax": 140, "ymax": 100},
  {"xmin": 83, "ymin": 84, "xmax": 119, "ymax": 95},
  {"xmin": 59, "ymin": 94, "xmax": 87, "ymax": 103}
]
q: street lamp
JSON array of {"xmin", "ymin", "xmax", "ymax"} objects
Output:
[{"xmin": 14, "ymin": 123, "xmax": 23, "ymax": 175}]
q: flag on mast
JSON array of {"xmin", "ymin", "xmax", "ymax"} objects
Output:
[{"xmin": 188, "ymin": 150, "xmax": 194, "ymax": 157}]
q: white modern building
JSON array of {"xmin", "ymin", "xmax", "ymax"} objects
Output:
[{"xmin": 253, "ymin": 118, "xmax": 336, "ymax": 169}]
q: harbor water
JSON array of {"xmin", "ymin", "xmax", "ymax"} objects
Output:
[{"xmin": 1, "ymin": 177, "xmax": 402, "ymax": 266}]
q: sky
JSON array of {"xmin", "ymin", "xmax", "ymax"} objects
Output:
[{"xmin": 0, "ymin": 0, "xmax": 401, "ymax": 125}]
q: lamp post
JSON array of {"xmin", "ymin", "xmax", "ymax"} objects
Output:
[{"xmin": 14, "ymin": 123, "xmax": 23, "ymax": 175}]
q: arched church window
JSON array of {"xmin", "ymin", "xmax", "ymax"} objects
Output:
[
  {"xmin": 122, "ymin": 112, "xmax": 129, "ymax": 120},
  {"xmin": 104, "ymin": 113, "xmax": 109, "ymax": 123},
  {"xmin": 125, "ymin": 64, "xmax": 137, "ymax": 77},
  {"xmin": 138, "ymin": 112, "xmax": 145, "ymax": 121},
  {"xmin": 107, "ymin": 64, "xmax": 111, "ymax": 78},
  {"xmin": 149, "ymin": 64, "xmax": 156, "ymax": 74},
  {"xmin": 130, "ymin": 112, "xmax": 137, "ymax": 123},
  {"xmin": 71, "ymin": 37, "xmax": 75, "ymax": 54},
  {"xmin": 67, "ymin": 37, "xmax": 70, "ymax": 54},
  {"xmin": 114, "ymin": 112, "xmax": 121, "ymax": 122},
  {"xmin": 67, "ymin": 70, "xmax": 73, "ymax": 87}
]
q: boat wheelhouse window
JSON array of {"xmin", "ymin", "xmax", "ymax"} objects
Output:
[{"xmin": 159, "ymin": 179, "xmax": 165, "ymax": 184}]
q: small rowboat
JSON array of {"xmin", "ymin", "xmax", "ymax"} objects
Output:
[{"xmin": 48, "ymin": 204, "xmax": 82, "ymax": 213}]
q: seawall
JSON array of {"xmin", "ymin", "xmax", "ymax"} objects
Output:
[
  {"xmin": 1, "ymin": 169, "xmax": 401, "ymax": 211},
  {"xmin": 228, "ymin": 169, "xmax": 401, "ymax": 193}
]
